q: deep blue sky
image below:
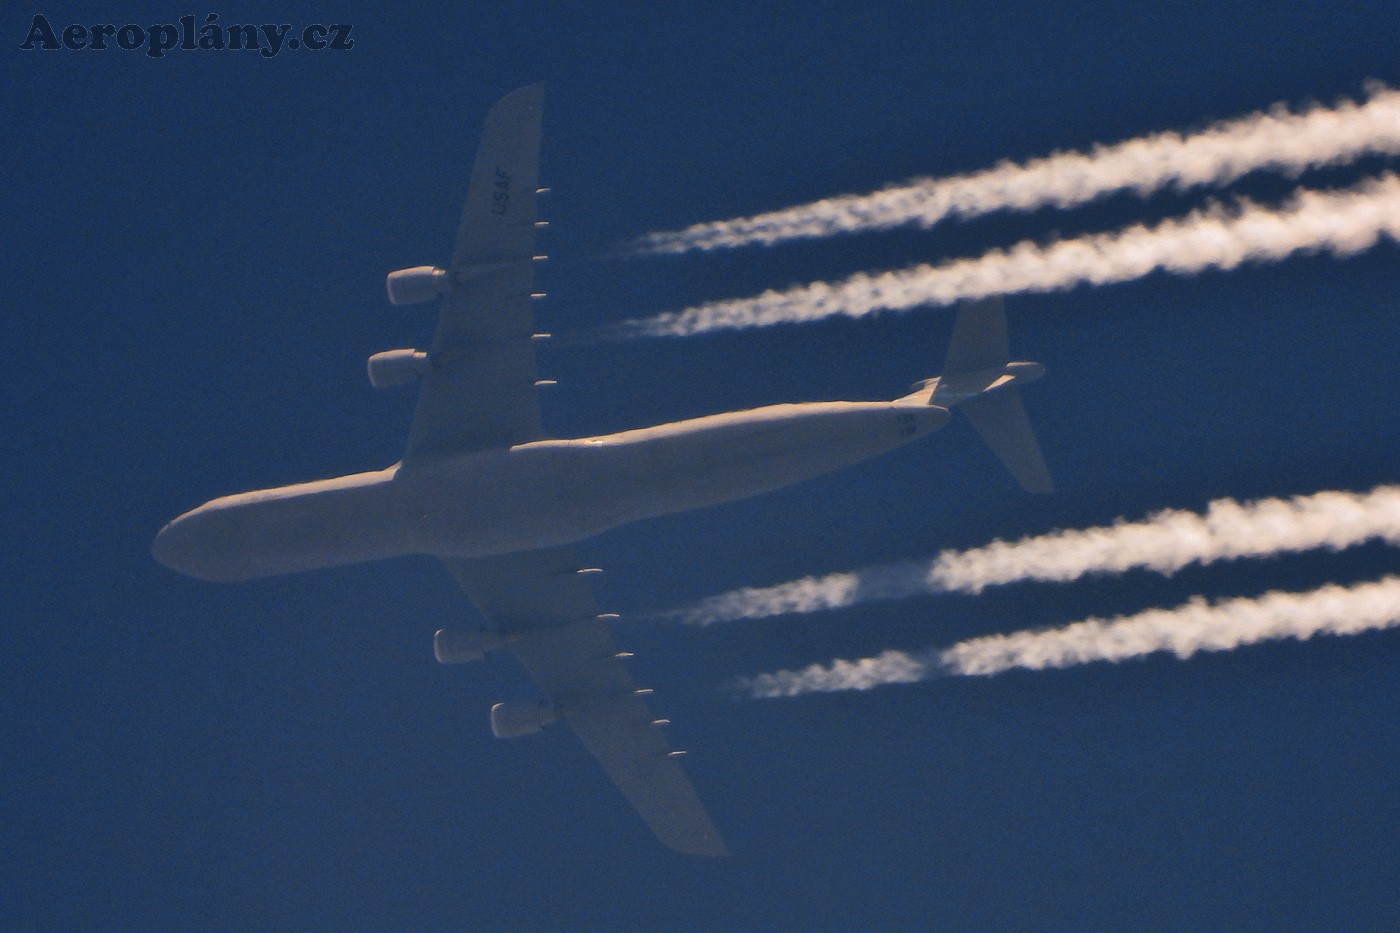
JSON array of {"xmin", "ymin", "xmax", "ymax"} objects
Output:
[{"xmin": 6, "ymin": 3, "xmax": 1400, "ymax": 929}]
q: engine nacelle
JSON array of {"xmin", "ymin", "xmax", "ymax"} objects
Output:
[
  {"xmin": 386, "ymin": 266, "xmax": 448, "ymax": 306},
  {"xmin": 367, "ymin": 349, "xmax": 430, "ymax": 389},
  {"xmin": 490, "ymin": 700, "xmax": 558, "ymax": 739},
  {"xmin": 433, "ymin": 628, "xmax": 512, "ymax": 664}
]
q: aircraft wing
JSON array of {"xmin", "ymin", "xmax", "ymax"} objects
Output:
[
  {"xmin": 443, "ymin": 549, "xmax": 729, "ymax": 857},
  {"xmin": 402, "ymin": 83, "xmax": 548, "ymax": 465}
]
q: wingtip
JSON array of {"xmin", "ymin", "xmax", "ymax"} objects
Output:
[
  {"xmin": 508, "ymin": 81, "xmax": 545, "ymax": 102},
  {"xmin": 487, "ymin": 83, "xmax": 545, "ymax": 119}
]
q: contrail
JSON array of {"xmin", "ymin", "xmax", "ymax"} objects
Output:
[
  {"xmin": 620, "ymin": 173, "xmax": 1400, "ymax": 338},
  {"xmin": 739, "ymin": 575, "xmax": 1400, "ymax": 697},
  {"xmin": 636, "ymin": 83, "xmax": 1400, "ymax": 255},
  {"xmin": 671, "ymin": 485, "xmax": 1400, "ymax": 626}
]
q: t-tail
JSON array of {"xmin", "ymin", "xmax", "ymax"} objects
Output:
[{"xmin": 902, "ymin": 297, "xmax": 1054, "ymax": 493}]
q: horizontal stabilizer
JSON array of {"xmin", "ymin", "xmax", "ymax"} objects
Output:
[
  {"xmin": 960, "ymin": 387, "xmax": 1054, "ymax": 494},
  {"xmin": 944, "ymin": 295, "xmax": 1009, "ymax": 378},
  {"xmin": 931, "ymin": 296, "xmax": 1018, "ymax": 406},
  {"xmin": 931, "ymin": 297, "xmax": 1053, "ymax": 493}
]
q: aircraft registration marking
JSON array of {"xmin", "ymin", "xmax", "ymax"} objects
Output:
[{"xmin": 491, "ymin": 166, "xmax": 512, "ymax": 216}]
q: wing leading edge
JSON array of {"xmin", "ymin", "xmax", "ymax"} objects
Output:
[{"xmin": 444, "ymin": 551, "xmax": 728, "ymax": 857}]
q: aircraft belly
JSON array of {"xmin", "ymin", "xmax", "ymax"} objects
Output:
[
  {"xmin": 581, "ymin": 402, "xmax": 949, "ymax": 524},
  {"xmin": 403, "ymin": 445, "xmax": 624, "ymax": 557},
  {"xmin": 153, "ymin": 403, "xmax": 950, "ymax": 581}
]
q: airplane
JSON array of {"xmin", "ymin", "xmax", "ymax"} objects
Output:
[{"xmin": 151, "ymin": 83, "xmax": 1053, "ymax": 857}]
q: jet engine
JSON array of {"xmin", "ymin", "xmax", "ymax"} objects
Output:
[
  {"xmin": 386, "ymin": 266, "xmax": 448, "ymax": 306},
  {"xmin": 367, "ymin": 349, "xmax": 430, "ymax": 389},
  {"xmin": 433, "ymin": 627, "xmax": 512, "ymax": 664},
  {"xmin": 490, "ymin": 700, "xmax": 558, "ymax": 739}
]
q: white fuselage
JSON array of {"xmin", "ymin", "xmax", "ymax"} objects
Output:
[{"xmin": 152, "ymin": 400, "xmax": 950, "ymax": 582}]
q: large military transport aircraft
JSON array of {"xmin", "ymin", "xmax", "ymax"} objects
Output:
[{"xmin": 152, "ymin": 84, "xmax": 1052, "ymax": 857}]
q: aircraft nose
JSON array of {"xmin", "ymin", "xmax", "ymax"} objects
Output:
[
  {"xmin": 151, "ymin": 511, "xmax": 209, "ymax": 578},
  {"xmin": 151, "ymin": 504, "xmax": 252, "ymax": 582},
  {"xmin": 151, "ymin": 517, "xmax": 186, "ymax": 573}
]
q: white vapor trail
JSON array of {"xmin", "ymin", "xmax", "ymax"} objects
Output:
[
  {"xmin": 637, "ymin": 84, "xmax": 1400, "ymax": 255},
  {"xmin": 739, "ymin": 575, "xmax": 1400, "ymax": 697},
  {"xmin": 672, "ymin": 485, "xmax": 1400, "ymax": 626},
  {"xmin": 622, "ymin": 173, "xmax": 1400, "ymax": 337}
]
